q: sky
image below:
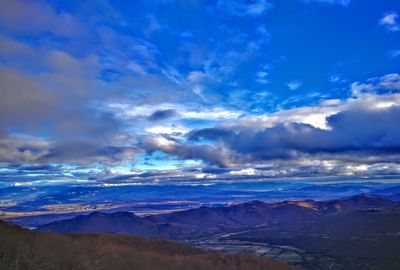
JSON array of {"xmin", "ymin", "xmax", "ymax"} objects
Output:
[{"xmin": 1, "ymin": 0, "xmax": 400, "ymax": 189}]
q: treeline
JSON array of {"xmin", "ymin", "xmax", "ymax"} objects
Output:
[{"xmin": 0, "ymin": 220, "xmax": 296, "ymax": 270}]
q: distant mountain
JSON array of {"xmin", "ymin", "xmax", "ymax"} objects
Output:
[
  {"xmin": 40, "ymin": 211, "xmax": 159, "ymax": 237},
  {"xmin": 314, "ymin": 193, "xmax": 397, "ymax": 215},
  {"xmin": 0, "ymin": 221, "xmax": 295, "ymax": 270},
  {"xmin": 39, "ymin": 194, "xmax": 398, "ymax": 239},
  {"xmin": 147, "ymin": 200, "xmax": 320, "ymax": 230}
]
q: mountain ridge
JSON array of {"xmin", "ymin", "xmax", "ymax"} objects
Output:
[{"xmin": 39, "ymin": 193, "xmax": 398, "ymax": 239}]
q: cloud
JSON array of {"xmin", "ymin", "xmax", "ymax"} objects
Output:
[
  {"xmin": 179, "ymin": 73, "xmax": 400, "ymax": 171},
  {"xmin": 0, "ymin": 133, "xmax": 50, "ymax": 164},
  {"xmin": 380, "ymin": 12, "xmax": 400, "ymax": 32},
  {"xmin": 389, "ymin": 50, "xmax": 400, "ymax": 58},
  {"xmin": 257, "ymin": 71, "xmax": 269, "ymax": 79},
  {"xmin": 287, "ymin": 80, "xmax": 302, "ymax": 90},
  {"xmin": 351, "ymin": 73, "xmax": 400, "ymax": 95},
  {"xmin": 217, "ymin": 0, "xmax": 272, "ymax": 17},
  {"xmin": 256, "ymin": 71, "xmax": 269, "ymax": 84},
  {"xmin": 127, "ymin": 62, "xmax": 147, "ymax": 75},
  {"xmin": 303, "ymin": 0, "xmax": 351, "ymax": 6},
  {"xmin": 330, "ymin": 75, "xmax": 346, "ymax": 83},
  {"xmin": 107, "ymin": 102, "xmax": 242, "ymax": 124},
  {"xmin": 0, "ymin": 132, "xmax": 138, "ymax": 167},
  {"xmin": 147, "ymin": 109, "xmax": 178, "ymax": 122},
  {"xmin": 0, "ymin": 34, "xmax": 140, "ymax": 167},
  {"xmin": 0, "ymin": 0, "xmax": 83, "ymax": 36},
  {"xmin": 133, "ymin": 73, "xmax": 400, "ymax": 177},
  {"xmin": 188, "ymin": 105, "xmax": 400, "ymax": 165},
  {"xmin": 40, "ymin": 141, "xmax": 138, "ymax": 166},
  {"xmin": 143, "ymin": 136, "xmax": 234, "ymax": 167},
  {"xmin": 0, "ymin": 1, "xmax": 400, "ymax": 184},
  {"xmin": 0, "ymin": 47, "xmax": 105, "ymax": 136},
  {"xmin": 187, "ymin": 71, "xmax": 206, "ymax": 84}
]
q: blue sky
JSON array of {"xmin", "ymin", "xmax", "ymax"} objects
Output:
[{"xmin": 0, "ymin": 0, "xmax": 400, "ymax": 187}]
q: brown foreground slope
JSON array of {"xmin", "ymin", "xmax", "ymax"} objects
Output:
[{"xmin": 0, "ymin": 220, "xmax": 296, "ymax": 270}]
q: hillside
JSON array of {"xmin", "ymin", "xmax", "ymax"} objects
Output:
[{"xmin": 0, "ymin": 220, "xmax": 296, "ymax": 270}]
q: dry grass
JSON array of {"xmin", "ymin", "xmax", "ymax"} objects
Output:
[{"xmin": 0, "ymin": 220, "xmax": 296, "ymax": 270}]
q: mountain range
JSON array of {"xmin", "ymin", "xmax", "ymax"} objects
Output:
[
  {"xmin": 39, "ymin": 193, "xmax": 398, "ymax": 239},
  {"xmin": 1, "ymin": 193, "xmax": 396, "ymax": 269}
]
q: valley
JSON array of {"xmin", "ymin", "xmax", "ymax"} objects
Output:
[{"xmin": 34, "ymin": 193, "xmax": 400, "ymax": 270}]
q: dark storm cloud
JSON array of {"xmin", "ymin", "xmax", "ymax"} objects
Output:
[
  {"xmin": 187, "ymin": 106, "xmax": 400, "ymax": 165},
  {"xmin": 54, "ymin": 111, "xmax": 120, "ymax": 142},
  {"xmin": 39, "ymin": 142, "xmax": 138, "ymax": 166},
  {"xmin": 16, "ymin": 164, "xmax": 58, "ymax": 171},
  {"xmin": 0, "ymin": 34, "xmax": 131, "ymax": 167},
  {"xmin": 327, "ymin": 106, "xmax": 400, "ymax": 150},
  {"xmin": 188, "ymin": 128, "xmax": 233, "ymax": 141},
  {"xmin": 147, "ymin": 109, "xmax": 178, "ymax": 121},
  {"xmin": 0, "ymin": 49, "xmax": 114, "ymax": 133},
  {"xmin": 0, "ymin": 132, "xmax": 138, "ymax": 166},
  {"xmin": 200, "ymin": 167, "xmax": 231, "ymax": 174}
]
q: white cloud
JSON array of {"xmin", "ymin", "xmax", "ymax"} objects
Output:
[
  {"xmin": 0, "ymin": 0, "xmax": 83, "ymax": 37},
  {"xmin": 256, "ymin": 71, "xmax": 269, "ymax": 84},
  {"xmin": 287, "ymin": 80, "xmax": 302, "ymax": 90},
  {"xmin": 389, "ymin": 50, "xmax": 400, "ymax": 58},
  {"xmin": 218, "ymin": 0, "xmax": 272, "ymax": 17},
  {"xmin": 257, "ymin": 71, "xmax": 269, "ymax": 78},
  {"xmin": 161, "ymin": 67, "xmax": 184, "ymax": 85},
  {"xmin": 246, "ymin": 0, "xmax": 270, "ymax": 15},
  {"xmin": 227, "ymin": 92, "xmax": 400, "ymax": 130},
  {"xmin": 145, "ymin": 125, "xmax": 189, "ymax": 135},
  {"xmin": 330, "ymin": 75, "xmax": 346, "ymax": 83},
  {"xmin": 351, "ymin": 73, "xmax": 400, "ymax": 95},
  {"xmin": 187, "ymin": 71, "xmax": 206, "ymax": 84},
  {"xmin": 127, "ymin": 62, "xmax": 147, "ymax": 75},
  {"xmin": 303, "ymin": 0, "xmax": 350, "ymax": 6},
  {"xmin": 222, "ymin": 73, "xmax": 400, "ymax": 131},
  {"xmin": 229, "ymin": 168, "xmax": 257, "ymax": 176},
  {"xmin": 106, "ymin": 102, "xmax": 242, "ymax": 122},
  {"xmin": 380, "ymin": 12, "xmax": 400, "ymax": 32},
  {"xmin": 224, "ymin": 101, "xmax": 340, "ymax": 130}
]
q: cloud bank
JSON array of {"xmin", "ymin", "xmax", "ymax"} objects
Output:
[{"xmin": 1, "ymin": 0, "xmax": 400, "ymax": 185}]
